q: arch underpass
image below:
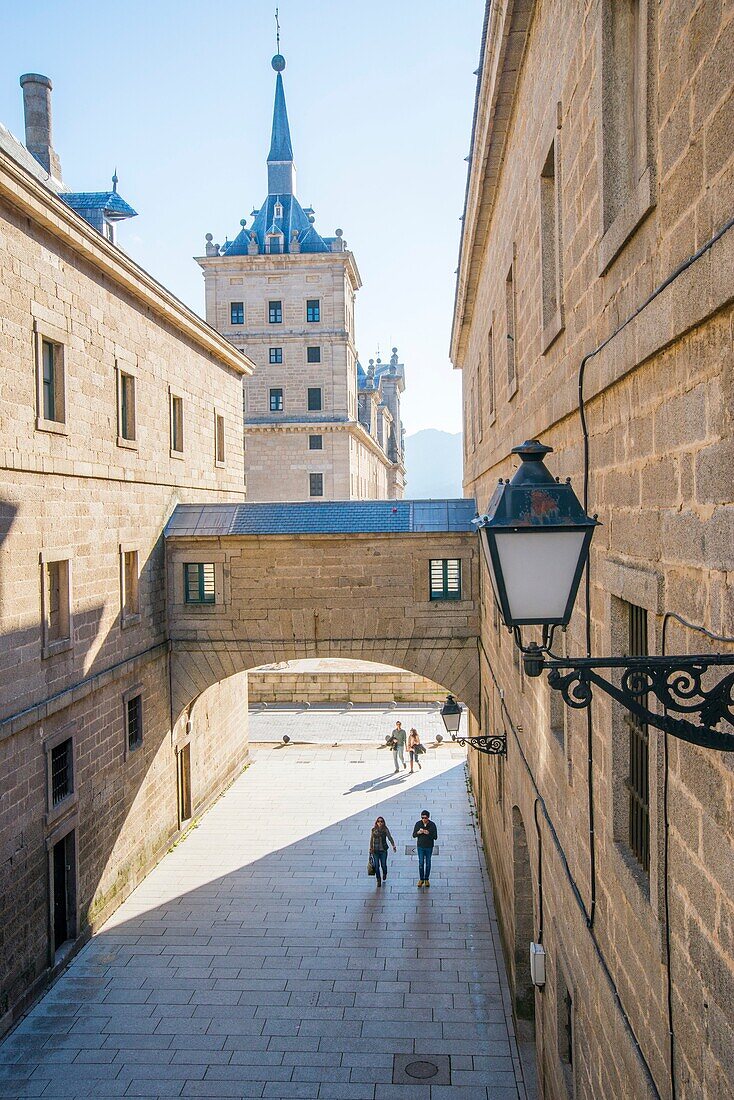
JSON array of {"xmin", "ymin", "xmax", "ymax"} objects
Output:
[{"xmin": 164, "ymin": 499, "xmax": 481, "ymax": 724}]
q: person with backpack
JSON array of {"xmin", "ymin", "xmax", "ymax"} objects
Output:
[{"xmin": 412, "ymin": 809, "xmax": 438, "ymax": 887}]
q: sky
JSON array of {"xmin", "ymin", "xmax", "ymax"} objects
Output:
[{"xmin": 1, "ymin": 0, "xmax": 484, "ymax": 435}]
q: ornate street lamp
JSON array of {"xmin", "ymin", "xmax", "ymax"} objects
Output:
[
  {"xmin": 440, "ymin": 695, "xmax": 506, "ymax": 756},
  {"xmin": 474, "ymin": 440, "xmax": 734, "ymax": 752}
]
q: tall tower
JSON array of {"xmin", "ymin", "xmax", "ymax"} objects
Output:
[{"xmin": 196, "ymin": 53, "xmax": 406, "ymax": 501}]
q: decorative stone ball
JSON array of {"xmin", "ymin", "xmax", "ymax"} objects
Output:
[
  {"xmin": 435, "ymin": 733, "xmax": 443, "ymax": 743},
  {"xmin": 205, "ymin": 233, "xmax": 213, "ymax": 242},
  {"xmin": 240, "ymin": 218, "xmax": 247, "ymax": 227},
  {"xmin": 272, "ymin": 54, "xmax": 286, "ymax": 71},
  {"xmin": 335, "ymin": 228, "xmax": 343, "ymax": 237}
]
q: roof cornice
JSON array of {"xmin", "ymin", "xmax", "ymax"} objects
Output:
[
  {"xmin": 0, "ymin": 148, "xmax": 254, "ymax": 376},
  {"xmin": 449, "ymin": 0, "xmax": 537, "ymax": 368},
  {"xmin": 196, "ymin": 246, "xmax": 362, "ymax": 291}
]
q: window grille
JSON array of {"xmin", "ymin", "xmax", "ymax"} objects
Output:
[
  {"xmin": 626, "ymin": 602, "xmax": 650, "ymax": 871},
  {"xmin": 268, "ymin": 300, "xmax": 282, "ymax": 324},
  {"xmin": 184, "ymin": 563, "xmax": 216, "ymax": 604},
  {"xmin": 429, "ymin": 559, "xmax": 462, "ymax": 601},
  {"xmin": 306, "ymin": 299, "xmax": 320, "ymax": 322},
  {"xmin": 307, "ymin": 346, "xmax": 321, "ymax": 363},
  {"xmin": 269, "ymin": 347, "xmax": 283, "ymax": 364},
  {"xmin": 126, "ymin": 695, "xmax": 143, "ymax": 751},
  {"xmin": 51, "ymin": 738, "xmax": 73, "ymax": 806},
  {"xmin": 230, "ymin": 302, "xmax": 244, "ymax": 325}
]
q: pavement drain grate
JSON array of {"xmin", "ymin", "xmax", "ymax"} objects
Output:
[{"xmin": 393, "ymin": 1054, "xmax": 451, "ymax": 1086}]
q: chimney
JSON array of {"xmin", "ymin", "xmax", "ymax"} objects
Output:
[{"xmin": 19, "ymin": 73, "xmax": 62, "ymax": 181}]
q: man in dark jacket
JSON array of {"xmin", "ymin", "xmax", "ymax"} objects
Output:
[{"xmin": 412, "ymin": 809, "xmax": 438, "ymax": 887}]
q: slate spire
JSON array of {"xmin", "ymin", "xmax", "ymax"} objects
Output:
[{"xmin": 267, "ymin": 54, "xmax": 296, "ymax": 196}]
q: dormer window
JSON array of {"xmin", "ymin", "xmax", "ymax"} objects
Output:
[
  {"xmin": 266, "ymin": 233, "xmax": 283, "ymax": 254},
  {"xmin": 274, "ymin": 201, "xmax": 283, "ymax": 219},
  {"xmin": 104, "ymin": 220, "xmax": 115, "ymax": 243}
]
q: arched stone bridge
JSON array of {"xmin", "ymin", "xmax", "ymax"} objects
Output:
[{"xmin": 165, "ymin": 499, "xmax": 480, "ymax": 724}]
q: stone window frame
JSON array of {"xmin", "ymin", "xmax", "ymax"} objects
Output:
[
  {"xmin": 119, "ymin": 542, "xmax": 141, "ymax": 629},
  {"xmin": 309, "ymin": 472, "xmax": 324, "ymax": 498},
  {"xmin": 39, "ymin": 548, "xmax": 73, "ymax": 659},
  {"xmin": 414, "ymin": 550, "xmax": 474, "ymax": 609},
  {"xmin": 123, "ymin": 684, "xmax": 144, "ymax": 759},
  {"xmin": 169, "ymin": 387, "xmax": 185, "ymax": 459},
  {"xmin": 268, "ymin": 300, "xmax": 283, "ymax": 324},
  {"xmin": 172, "ymin": 551, "xmax": 227, "ymax": 612},
  {"xmin": 214, "ymin": 409, "xmax": 226, "ymax": 468},
  {"xmin": 428, "ymin": 558, "xmax": 462, "ymax": 602},
  {"xmin": 269, "ymin": 347, "xmax": 283, "ymax": 365},
  {"xmin": 43, "ymin": 723, "xmax": 78, "ymax": 829},
  {"xmin": 307, "ymin": 386, "xmax": 323, "ymax": 412},
  {"xmin": 115, "ymin": 358, "xmax": 138, "ymax": 450},
  {"xmin": 597, "ymin": 0, "xmax": 656, "ymax": 275},
  {"xmin": 33, "ymin": 318, "xmax": 68, "ymax": 436},
  {"xmin": 539, "ymin": 102, "xmax": 565, "ymax": 353},
  {"xmin": 602, "ymin": 556, "xmax": 665, "ymax": 918}
]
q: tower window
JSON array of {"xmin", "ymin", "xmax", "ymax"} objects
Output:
[
  {"xmin": 307, "ymin": 346, "xmax": 321, "ymax": 364},
  {"xmin": 306, "ymin": 299, "xmax": 320, "ymax": 323},
  {"xmin": 309, "ymin": 434, "xmax": 323, "ymax": 450},
  {"xmin": 269, "ymin": 300, "xmax": 283, "ymax": 324},
  {"xmin": 274, "ymin": 201, "xmax": 283, "ymax": 219},
  {"xmin": 230, "ymin": 302, "xmax": 244, "ymax": 325},
  {"xmin": 309, "ymin": 473, "xmax": 324, "ymax": 497},
  {"xmin": 270, "ymin": 388, "xmax": 284, "ymax": 412},
  {"xmin": 269, "ymin": 347, "xmax": 283, "ymax": 364},
  {"xmin": 307, "ymin": 387, "xmax": 322, "ymax": 412}
]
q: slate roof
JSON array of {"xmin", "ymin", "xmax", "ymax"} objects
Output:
[
  {"xmin": 165, "ymin": 499, "xmax": 478, "ymax": 537},
  {"xmin": 222, "ymin": 193, "xmax": 329, "ymax": 256},
  {"xmin": 268, "ymin": 72, "xmax": 294, "ymax": 162},
  {"xmin": 62, "ymin": 191, "xmax": 137, "ymax": 219}
]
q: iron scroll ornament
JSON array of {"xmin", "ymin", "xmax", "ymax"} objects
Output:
[
  {"xmin": 450, "ymin": 732, "xmax": 507, "ymax": 756},
  {"xmin": 525, "ymin": 652, "xmax": 734, "ymax": 752}
]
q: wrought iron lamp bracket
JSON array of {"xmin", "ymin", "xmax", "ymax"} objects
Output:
[
  {"xmin": 451, "ymin": 732, "xmax": 507, "ymax": 756},
  {"xmin": 522, "ymin": 648, "xmax": 734, "ymax": 752}
]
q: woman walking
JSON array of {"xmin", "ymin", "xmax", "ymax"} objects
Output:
[
  {"xmin": 408, "ymin": 728, "xmax": 423, "ymax": 773},
  {"xmin": 369, "ymin": 816, "xmax": 396, "ymax": 887}
]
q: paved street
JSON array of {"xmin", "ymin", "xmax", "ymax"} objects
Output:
[{"xmin": 0, "ymin": 721, "xmax": 529, "ymax": 1100}]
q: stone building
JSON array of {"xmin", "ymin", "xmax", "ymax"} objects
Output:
[
  {"xmin": 0, "ymin": 76, "xmax": 255, "ymax": 1032},
  {"xmin": 196, "ymin": 54, "xmax": 406, "ymax": 502},
  {"xmin": 451, "ymin": 2, "xmax": 733, "ymax": 1098}
]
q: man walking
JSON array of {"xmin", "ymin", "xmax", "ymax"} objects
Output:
[
  {"xmin": 412, "ymin": 809, "xmax": 438, "ymax": 887},
  {"xmin": 390, "ymin": 720, "xmax": 407, "ymax": 773}
]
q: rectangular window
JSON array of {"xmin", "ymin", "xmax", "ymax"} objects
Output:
[
  {"xmin": 41, "ymin": 339, "xmax": 65, "ymax": 423},
  {"xmin": 307, "ymin": 387, "xmax": 322, "ymax": 412},
  {"xmin": 307, "ymin": 346, "xmax": 321, "ymax": 364},
  {"xmin": 269, "ymin": 387, "xmax": 284, "ymax": 412},
  {"xmin": 126, "ymin": 694, "xmax": 143, "ymax": 752},
  {"xmin": 540, "ymin": 137, "xmax": 562, "ymax": 338},
  {"xmin": 477, "ymin": 359, "xmax": 484, "ymax": 443},
  {"xmin": 309, "ymin": 473, "xmax": 324, "ymax": 497},
  {"xmin": 184, "ymin": 563, "xmax": 216, "ymax": 605},
  {"xmin": 230, "ymin": 301, "xmax": 244, "ymax": 325},
  {"xmin": 557, "ymin": 972, "xmax": 574, "ymax": 1096},
  {"xmin": 215, "ymin": 413, "xmax": 225, "ymax": 465},
  {"xmin": 309, "ymin": 434, "xmax": 323, "ymax": 450},
  {"xmin": 118, "ymin": 370, "xmax": 136, "ymax": 442},
  {"xmin": 505, "ymin": 261, "xmax": 517, "ymax": 396},
  {"xmin": 268, "ymin": 300, "xmax": 283, "ymax": 324},
  {"xmin": 170, "ymin": 394, "xmax": 184, "ymax": 453},
  {"xmin": 44, "ymin": 559, "xmax": 71, "ymax": 645},
  {"xmin": 121, "ymin": 549, "xmax": 140, "ymax": 620},
  {"xmin": 269, "ymin": 347, "xmax": 283, "ymax": 364},
  {"xmin": 487, "ymin": 328, "xmax": 495, "ymax": 419},
  {"xmin": 50, "ymin": 738, "xmax": 74, "ymax": 807},
  {"xmin": 306, "ymin": 300, "xmax": 321, "ymax": 323},
  {"xmin": 429, "ymin": 559, "xmax": 462, "ymax": 601},
  {"xmin": 626, "ymin": 602, "xmax": 650, "ymax": 872}
]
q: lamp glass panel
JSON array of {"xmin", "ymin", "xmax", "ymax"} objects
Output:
[
  {"xmin": 494, "ymin": 530, "xmax": 586, "ymax": 622},
  {"xmin": 479, "ymin": 530, "xmax": 504, "ymax": 612},
  {"xmin": 441, "ymin": 708, "xmax": 462, "ymax": 733}
]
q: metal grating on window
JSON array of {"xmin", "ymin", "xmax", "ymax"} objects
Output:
[
  {"xmin": 127, "ymin": 695, "xmax": 142, "ymax": 750},
  {"xmin": 626, "ymin": 603, "xmax": 649, "ymax": 872},
  {"xmin": 51, "ymin": 738, "xmax": 73, "ymax": 806}
]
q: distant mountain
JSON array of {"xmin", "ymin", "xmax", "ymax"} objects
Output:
[{"xmin": 404, "ymin": 429, "xmax": 465, "ymax": 499}]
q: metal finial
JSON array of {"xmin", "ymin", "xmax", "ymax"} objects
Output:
[
  {"xmin": 112, "ymin": 168, "xmax": 118, "ymax": 192},
  {"xmin": 275, "ymin": 8, "xmax": 280, "ymax": 53}
]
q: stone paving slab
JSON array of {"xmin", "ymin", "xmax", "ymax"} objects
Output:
[{"xmin": 0, "ymin": 727, "xmax": 530, "ymax": 1099}]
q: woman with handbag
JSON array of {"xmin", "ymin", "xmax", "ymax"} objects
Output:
[
  {"xmin": 408, "ymin": 729, "xmax": 424, "ymax": 773},
  {"xmin": 369, "ymin": 816, "xmax": 396, "ymax": 887}
]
